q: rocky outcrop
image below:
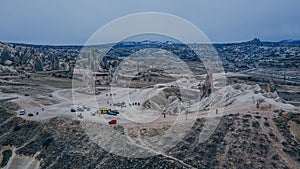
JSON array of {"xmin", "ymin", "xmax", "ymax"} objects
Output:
[
  {"xmin": 266, "ymin": 83, "xmax": 271, "ymax": 93},
  {"xmin": 200, "ymin": 70, "xmax": 213, "ymax": 99},
  {"xmin": 51, "ymin": 56, "xmax": 59, "ymax": 70},
  {"xmin": 0, "ymin": 42, "xmax": 79, "ymax": 73},
  {"xmin": 0, "ymin": 48, "xmax": 13, "ymax": 65},
  {"xmin": 33, "ymin": 57, "xmax": 43, "ymax": 71},
  {"xmin": 164, "ymin": 96, "xmax": 182, "ymax": 115}
]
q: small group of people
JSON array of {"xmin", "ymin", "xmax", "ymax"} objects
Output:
[
  {"xmin": 28, "ymin": 111, "xmax": 39, "ymax": 117},
  {"xmin": 105, "ymin": 93, "xmax": 116, "ymax": 96},
  {"xmin": 129, "ymin": 102, "xmax": 140, "ymax": 106}
]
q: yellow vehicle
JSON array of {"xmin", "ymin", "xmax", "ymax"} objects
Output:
[{"xmin": 98, "ymin": 108, "xmax": 111, "ymax": 114}]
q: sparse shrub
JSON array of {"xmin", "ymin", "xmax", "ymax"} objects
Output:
[
  {"xmin": 1, "ymin": 149, "xmax": 12, "ymax": 168},
  {"xmin": 243, "ymin": 114, "xmax": 252, "ymax": 118},
  {"xmin": 264, "ymin": 121, "xmax": 270, "ymax": 127},
  {"xmin": 268, "ymin": 132, "xmax": 279, "ymax": 142},
  {"xmin": 42, "ymin": 137, "xmax": 53, "ymax": 148},
  {"xmin": 274, "ymin": 109, "xmax": 280, "ymax": 113},
  {"xmin": 252, "ymin": 120, "xmax": 260, "ymax": 128},
  {"xmin": 254, "ymin": 115, "xmax": 261, "ymax": 119}
]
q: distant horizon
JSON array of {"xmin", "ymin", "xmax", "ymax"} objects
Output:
[{"xmin": 1, "ymin": 37, "xmax": 299, "ymax": 47}]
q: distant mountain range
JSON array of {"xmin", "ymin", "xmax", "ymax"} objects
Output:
[
  {"xmin": 278, "ymin": 39, "xmax": 300, "ymax": 44},
  {"xmin": 4, "ymin": 38, "xmax": 300, "ymax": 47}
]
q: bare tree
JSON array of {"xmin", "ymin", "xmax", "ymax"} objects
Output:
[{"xmin": 256, "ymin": 98, "xmax": 265, "ymax": 108}]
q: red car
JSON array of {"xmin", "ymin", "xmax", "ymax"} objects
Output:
[{"xmin": 108, "ymin": 119, "xmax": 117, "ymax": 124}]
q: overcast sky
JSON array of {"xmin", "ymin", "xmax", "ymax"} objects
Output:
[{"xmin": 0, "ymin": 0, "xmax": 299, "ymax": 45}]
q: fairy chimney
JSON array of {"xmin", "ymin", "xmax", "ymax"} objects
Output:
[{"xmin": 266, "ymin": 83, "xmax": 271, "ymax": 93}]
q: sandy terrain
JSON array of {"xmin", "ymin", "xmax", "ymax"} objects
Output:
[{"xmin": 0, "ymin": 76, "xmax": 295, "ymax": 129}]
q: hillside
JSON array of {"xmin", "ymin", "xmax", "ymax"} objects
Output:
[{"xmin": 0, "ymin": 99, "xmax": 300, "ymax": 168}]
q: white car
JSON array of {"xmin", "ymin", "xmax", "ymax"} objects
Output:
[
  {"xmin": 77, "ymin": 106, "xmax": 84, "ymax": 112},
  {"xmin": 19, "ymin": 109, "xmax": 26, "ymax": 115}
]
